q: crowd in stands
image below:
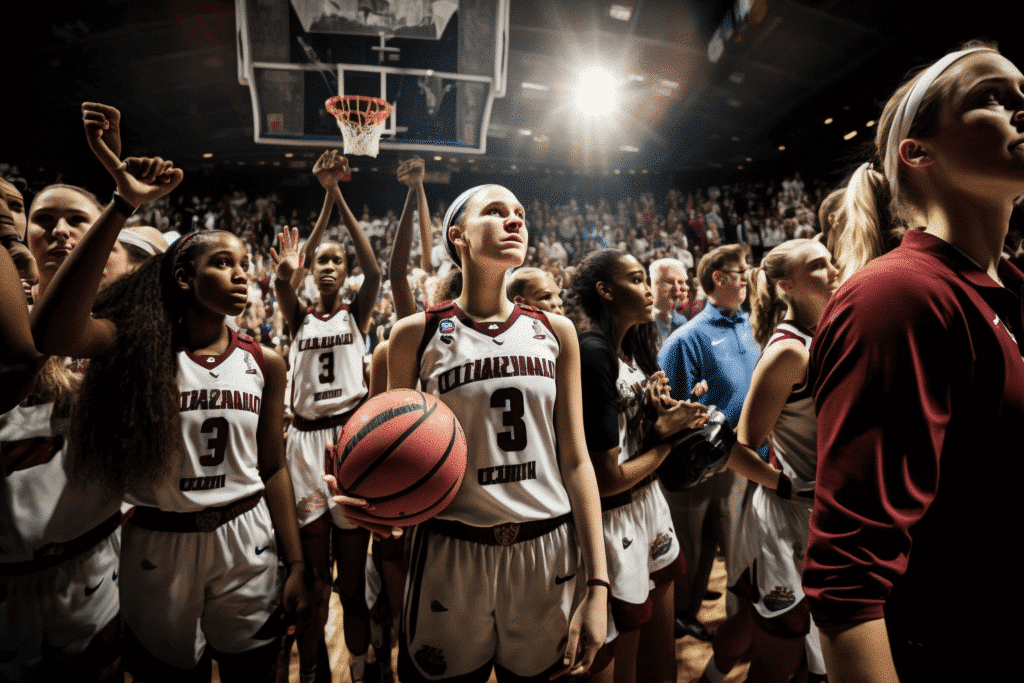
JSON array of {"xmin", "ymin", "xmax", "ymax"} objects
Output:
[{"xmin": 0, "ymin": 159, "xmax": 835, "ymax": 363}]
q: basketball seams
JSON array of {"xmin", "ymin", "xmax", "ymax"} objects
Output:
[
  {"xmin": 335, "ymin": 388, "xmax": 468, "ymax": 525},
  {"xmin": 343, "ymin": 397, "xmax": 437, "ymax": 492},
  {"xmin": 348, "ymin": 477, "xmax": 460, "ymax": 523},
  {"xmin": 356, "ymin": 413, "xmax": 459, "ymax": 504}
]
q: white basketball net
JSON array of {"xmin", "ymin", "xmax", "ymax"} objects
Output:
[
  {"xmin": 326, "ymin": 96, "xmax": 392, "ymax": 158},
  {"xmin": 337, "ymin": 118, "xmax": 387, "ymax": 157}
]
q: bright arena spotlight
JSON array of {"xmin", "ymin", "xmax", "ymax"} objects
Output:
[{"xmin": 574, "ymin": 67, "xmax": 618, "ymax": 116}]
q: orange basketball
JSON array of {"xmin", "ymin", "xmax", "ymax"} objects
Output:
[{"xmin": 333, "ymin": 390, "xmax": 467, "ymax": 526}]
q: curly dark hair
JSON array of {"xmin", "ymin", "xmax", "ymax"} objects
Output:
[
  {"xmin": 566, "ymin": 249, "xmax": 659, "ymax": 376},
  {"xmin": 71, "ymin": 230, "xmax": 229, "ymax": 494}
]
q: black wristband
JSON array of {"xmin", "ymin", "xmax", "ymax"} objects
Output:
[
  {"xmin": 776, "ymin": 472, "xmax": 792, "ymax": 499},
  {"xmin": 111, "ymin": 191, "xmax": 137, "ymax": 217}
]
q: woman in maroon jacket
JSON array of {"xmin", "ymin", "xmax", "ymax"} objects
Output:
[{"xmin": 804, "ymin": 41, "xmax": 1024, "ymax": 682}]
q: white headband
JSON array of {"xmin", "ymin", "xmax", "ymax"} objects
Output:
[
  {"xmin": 442, "ymin": 185, "xmax": 488, "ymax": 268},
  {"xmin": 883, "ymin": 47, "xmax": 989, "ymax": 191},
  {"xmin": 117, "ymin": 229, "xmax": 165, "ymax": 255}
]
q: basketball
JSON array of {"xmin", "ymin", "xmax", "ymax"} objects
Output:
[{"xmin": 333, "ymin": 390, "xmax": 467, "ymax": 526}]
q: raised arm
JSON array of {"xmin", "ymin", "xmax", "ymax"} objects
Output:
[
  {"xmin": 391, "ymin": 157, "xmax": 425, "ymax": 319},
  {"xmin": 270, "ymin": 226, "xmax": 306, "ymax": 337},
  {"xmin": 416, "ymin": 169, "xmax": 432, "ymax": 274},
  {"xmin": 31, "ymin": 103, "xmax": 183, "ymax": 358},
  {"xmin": 293, "ymin": 150, "xmax": 345, "ymax": 290},
  {"xmin": 325, "ymin": 164, "xmax": 381, "ymax": 334}
]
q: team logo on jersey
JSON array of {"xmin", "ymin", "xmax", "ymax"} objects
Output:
[
  {"xmin": 492, "ymin": 523, "xmax": 521, "ymax": 546},
  {"xmin": 439, "ymin": 319, "xmax": 455, "ymax": 334},
  {"xmin": 196, "ymin": 509, "xmax": 224, "ymax": 532},
  {"xmin": 650, "ymin": 532, "xmax": 673, "ymax": 560},
  {"xmin": 297, "ymin": 491, "xmax": 328, "ymax": 514},
  {"xmin": 414, "ymin": 645, "xmax": 447, "ymax": 676},
  {"xmin": 243, "ymin": 351, "xmax": 258, "ymax": 375},
  {"xmin": 533, "ymin": 320, "xmax": 547, "ymax": 339},
  {"xmin": 763, "ymin": 586, "xmax": 796, "ymax": 612}
]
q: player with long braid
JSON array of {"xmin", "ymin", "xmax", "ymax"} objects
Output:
[{"xmin": 30, "ymin": 103, "xmax": 309, "ymax": 683}]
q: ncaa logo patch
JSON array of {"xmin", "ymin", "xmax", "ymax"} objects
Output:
[
  {"xmin": 533, "ymin": 320, "xmax": 547, "ymax": 339},
  {"xmin": 439, "ymin": 319, "xmax": 455, "ymax": 334}
]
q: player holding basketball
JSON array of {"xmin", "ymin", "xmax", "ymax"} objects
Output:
[
  {"xmin": 272, "ymin": 149, "xmax": 380, "ymax": 683},
  {"xmin": 373, "ymin": 184, "xmax": 608, "ymax": 683},
  {"xmin": 566, "ymin": 249, "xmax": 706, "ymax": 683},
  {"xmin": 803, "ymin": 42, "xmax": 1024, "ymax": 681},
  {"xmin": 30, "ymin": 103, "xmax": 309, "ymax": 682}
]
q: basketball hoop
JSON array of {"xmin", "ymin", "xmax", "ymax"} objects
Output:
[{"xmin": 325, "ymin": 95, "xmax": 393, "ymax": 157}]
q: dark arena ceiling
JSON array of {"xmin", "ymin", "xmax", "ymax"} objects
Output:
[{"xmin": 12, "ymin": 1, "xmax": 1024, "ymax": 188}]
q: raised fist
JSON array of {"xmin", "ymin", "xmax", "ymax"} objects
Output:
[
  {"xmin": 313, "ymin": 149, "xmax": 351, "ymax": 187},
  {"xmin": 397, "ymin": 157, "xmax": 425, "ymax": 187}
]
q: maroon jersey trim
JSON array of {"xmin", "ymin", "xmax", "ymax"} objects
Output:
[
  {"xmin": 183, "ymin": 326, "xmax": 240, "ymax": 371},
  {"xmin": 308, "ymin": 302, "xmax": 351, "ymax": 323},
  {"xmin": 4, "ymin": 435, "xmax": 63, "ymax": 472}
]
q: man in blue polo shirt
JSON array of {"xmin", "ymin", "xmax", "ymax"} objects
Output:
[{"xmin": 658, "ymin": 244, "xmax": 761, "ymax": 641}]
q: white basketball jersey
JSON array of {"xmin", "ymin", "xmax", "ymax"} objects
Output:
[
  {"xmin": 418, "ymin": 302, "xmax": 571, "ymax": 526},
  {"xmin": 289, "ymin": 304, "xmax": 367, "ymax": 420},
  {"xmin": 125, "ymin": 329, "xmax": 265, "ymax": 511},
  {"xmin": 614, "ymin": 358, "xmax": 651, "ymax": 466},
  {"xmin": 0, "ymin": 401, "xmax": 121, "ymax": 562},
  {"xmin": 766, "ymin": 321, "xmax": 817, "ymax": 503}
]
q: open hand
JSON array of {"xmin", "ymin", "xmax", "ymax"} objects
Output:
[
  {"xmin": 550, "ymin": 585, "xmax": 607, "ymax": 679},
  {"xmin": 269, "ymin": 226, "xmax": 305, "ymax": 283}
]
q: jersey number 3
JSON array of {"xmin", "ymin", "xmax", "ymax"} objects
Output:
[
  {"xmin": 318, "ymin": 352, "xmax": 335, "ymax": 384},
  {"xmin": 199, "ymin": 417, "xmax": 228, "ymax": 467},
  {"xmin": 491, "ymin": 388, "xmax": 527, "ymax": 451}
]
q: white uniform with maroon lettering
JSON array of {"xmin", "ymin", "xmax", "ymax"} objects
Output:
[
  {"xmin": 401, "ymin": 302, "xmax": 577, "ymax": 682},
  {"xmin": 744, "ymin": 321, "xmax": 824, "ymax": 674},
  {"xmin": 286, "ymin": 304, "xmax": 368, "ymax": 528},
  {"xmin": 0, "ymin": 400, "xmax": 122, "ymax": 680},
  {"xmin": 600, "ymin": 356, "xmax": 683, "ymax": 642},
  {"xmin": 120, "ymin": 330, "xmax": 282, "ymax": 669}
]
